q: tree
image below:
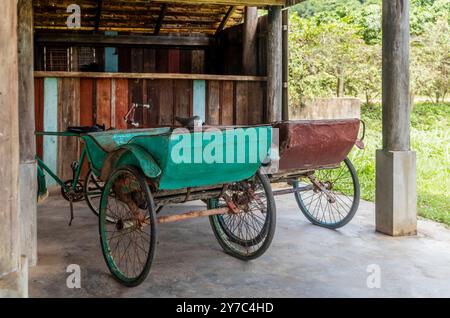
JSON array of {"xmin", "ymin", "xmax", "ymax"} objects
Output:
[{"xmin": 411, "ymin": 16, "xmax": 450, "ymax": 103}]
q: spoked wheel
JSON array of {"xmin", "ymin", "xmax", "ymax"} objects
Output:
[
  {"xmin": 209, "ymin": 170, "xmax": 276, "ymax": 260},
  {"xmin": 84, "ymin": 169, "xmax": 117, "ymax": 223},
  {"xmin": 84, "ymin": 169, "xmax": 103, "ymax": 216},
  {"xmin": 294, "ymin": 157, "xmax": 360, "ymax": 229},
  {"xmin": 99, "ymin": 166, "xmax": 157, "ymax": 287}
]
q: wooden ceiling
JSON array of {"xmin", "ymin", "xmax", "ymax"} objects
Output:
[{"xmin": 33, "ymin": 0, "xmax": 290, "ymax": 35}]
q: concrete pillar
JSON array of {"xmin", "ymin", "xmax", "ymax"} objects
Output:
[
  {"xmin": 242, "ymin": 7, "xmax": 258, "ymax": 76},
  {"xmin": 376, "ymin": 0, "xmax": 417, "ymax": 236},
  {"xmin": 0, "ymin": 0, "xmax": 27, "ymax": 298},
  {"xmin": 18, "ymin": 0, "xmax": 38, "ymax": 267},
  {"xmin": 266, "ymin": 6, "xmax": 283, "ymax": 122}
]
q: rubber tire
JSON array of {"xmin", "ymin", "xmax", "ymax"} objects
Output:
[
  {"xmin": 84, "ymin": 169, "xmax": 102, "ymax": 217},
  {"xmin": 209, "ymin": 170, "xmax": 276, "ymax": 261},
  {"xmin": 99, "ymin": 166, "xmax": 157, "ymax": 287},
  {"xmin": 294, "ymin": 158, "xmax": 360, "ymax": 229}
]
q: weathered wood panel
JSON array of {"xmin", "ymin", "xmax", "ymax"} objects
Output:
[
  {"xmin": 147, "ymin": 79, "xmax": 161, "ymax": 127},
  {"xmin": 191, "ymin": 50, "xmax": 205, "ymax": 73},
  {"xmin": 168, "ymin": 49, "xmax": 181, "ymax": 73},
  {"xmin": 159, "ymin": 79, "xmax": 174, "ymax": 125},
  {"xmin": 43, "ymin": 78, "xmax": 58, "ymax": 185},
  {"xmin": 206, "ymin": 81, "xmax": 221, "ymax": 125},
  {"xmin": 220, "ymin": 81, "xmax": 234, "ymax": 125},
  {"xmin": 115, "ymin": 79, "xmax": 129, "ymax": 129},
  {"xmin": 174, "ymin": 80, "xmax": 193, "ymax": 122},
  {"xmin": 143, "ymin": 49, "xmax": 156, "ymax": 73},
  {"xmin": 193, "ymin": 80, "xmax": 206, "ymax": 122},
  {"xmin": 80, "ymin": 78, "xmax": 94, "ymax": 126},
  {"xmin": 180, "ymin": 50, "xmax": 192, "ymax": 74},
  {"xmin": 35, "ymin": 75, "xmax": 266, "ymax": 139},
  {"xmin": 156, "ymin": 49, "xmax": 169, "ymax": 73},
  {"xmin": 247, "ymin": 81, "xmax": 264, "ymax": 124},
  {"xmin": 96, "ymin": 79, "xmax": 112, "ymax": 127},
  {"xmin": 34, "ymin": 78, "xmax": 44, "ymax": 159},
  {"xmin": 235, "ymin": 81, "xmax": 248, "ymax": 125},
  {"xmin": 57, "ymin": 78, "xmax": 80, "ymax": 181}
]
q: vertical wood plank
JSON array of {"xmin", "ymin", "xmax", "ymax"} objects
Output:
[
  {"xmin": 191, "ymin": 50, "xmax": 205, "ymax": 74},
  {"xmin": 79, "ymin": 78, "xmax": 94, "ymax": 177},
  {"xmin": 114, "ymin": 79, "xmax": 129, "ymax": 129},
  {"xmin": 193, "ymin": 80, "xmax": 206, "ymax": 123},
  {"xmin": 57, "ymin": 78, "xmax": 80, "ymax": 182},
  {"xmin": 34, "ymin": 78, "xmax": 44, "ymax": 159},
  {"xmin": 247, "ymin": 81, "xmax": 264, "ymax": 124},
  {"xmin": 129, "ymin": 79, "xmax": 143, "ymax": 127},
  {"xmin": 220, "ymin": 81, "xmax": 234, "ymax": 125},
  {"xmin": 111, "ymin": 79, "xmax": 116, "ymax": 127},
  {"xmin": 206, "ymin": 80, "xmax": 220, "ymax": 125},
  {"xmin": 156, "ymin": 49, "xmax": 168, "ymax": 73},
  {"xmin": 180, "ymin": 50, "xmax": 192, "ymax": 74},
  {"xmin": 96, "ymin": 78, "xmax": 111, "ymax": 128},
  {"xmin": 142, "ymin": 80, "xmax": 149, "ymax": 127},
  {"xmin": 168, "ymin": 49, "xmax": 181, "ymax": 73},
  {"xmin": 267, "ymin": 6, "xmax": 283, "ymax": 122},
  {"xmin": 235, "ymin": 81, "xmax": 249, "ymax": 125},
  {"xmin": 118, "ymin": 47, "xmax": 131, "ymax": 72},
  {"xmin": 80, "ymin": 78, "xmax": 94, "ymax": 126},
  {"xmin": 147, "ymin": 79, "xmax": 161, "ymax": 127},
  {"xmin": 159, "ymin": 79, "xmax": 174, "ymax": 125},
  {"xmin": 174, "ymin": 80, "xmax": 193, "ymax": 123},
  {"xmin": 143, "ymin": 49, "xmax": 156, "ymax": 73},
  {"xmin": 43, "ymin": 78, "xmax": 58, "ymax": 186},
  {"xmin": 131, "ymin": 48, "xmax": 144, "ymax": 73}
]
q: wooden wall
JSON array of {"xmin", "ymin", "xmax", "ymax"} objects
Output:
[
  {"xmin": 34, "ymin": 75, "xmax": 266, "ymax": 182},
  {"xmin": 215, "ymin": 15, "xmax": 268, "ymax": 76}
]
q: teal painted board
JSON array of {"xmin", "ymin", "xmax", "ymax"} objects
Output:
[
  {"xmin": 105, "ymin": 31, "xmax": 118, "ymax": 72},
  {"xmin": 130, "ymin": 126, "xmax": 273, "ymax": 190},
  {"xmin": 43, "ymin": 78, "xmax": 58, "ymax": 186},
  {"xmin": 193, "ymin": 80, "xmax": 206, "ymax": 122}
]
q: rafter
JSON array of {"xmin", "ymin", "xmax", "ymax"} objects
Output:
[
  {"xmin": 215, "ymin": 6, "xmax": 236, "ymax": 36},
  {"xmin": 94, "ymin": 0, "xmax": 103, "ymax": 33},
  {"xmin": 154, "ymin": 4, "xmax": 168, "ymax": 35}
]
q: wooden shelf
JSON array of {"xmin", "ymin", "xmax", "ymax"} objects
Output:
[{"xmin": 34, "ymin": 71, "xmax": 267, "ymax": 82}]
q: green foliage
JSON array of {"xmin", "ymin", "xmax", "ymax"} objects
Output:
[
  {"xmin": 351, "ymin": 103, "xmax": 450, "ymax": 225},
  {"xmin": 288, "ymin": 0, "xmax": 450, "ymax": 109}
]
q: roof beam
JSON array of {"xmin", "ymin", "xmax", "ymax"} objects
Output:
[
  {"xmin": 35, "ymin": 33, "xmax": 213, "ymax": 47},
  {"xmin": 154, "ymin": 4, "xmax": 168, "ymax": 35},
  {"xmin": 150, "ymin": 0, "xmax": 284, "ymax": 5},
  {"xmin": 94, "ymin": 0, "xmax": 103, "ymax": 33},
  {"xmin": 215, "ymin": 6, "xmax": 236, "ymax": 36}
]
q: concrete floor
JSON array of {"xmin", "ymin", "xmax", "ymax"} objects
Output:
[{"xmin": 30, "ymin": 195, "xmax": 450, "ymax": 298}]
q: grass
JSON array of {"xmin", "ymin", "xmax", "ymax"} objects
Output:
[{"xmin": 348, "ymin": 102, "xmax": 450, "ymax": 225}]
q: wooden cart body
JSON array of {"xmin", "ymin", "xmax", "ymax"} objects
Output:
[
  {"xmin": 272, "ymin": 118, "xmax": 361, "ymax": 174},
  {"xmin": 82, "ymin": 126, "xmax": 272, "ymax": 191}
]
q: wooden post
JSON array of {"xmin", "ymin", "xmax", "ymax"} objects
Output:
[
  {"xmin": 267, "ymin": 6, "xmax": 282, "ymax": 122},
  {"xmin": 242, "ymin": 7, "xmax": 258, "ymax": 75},
  {"xmin": 18, "ymin": 0, "xmax": 37, "ymax": 267},
  {"xmin": 282, "ymin": 8, "xmax": 289, "ymax": 121},
  {"xmin": 0, "ymin": 0, "xmax": 26, "ymax": 297},
  {"xmin": 381, "ymin": 0, "xmax": 411, "ymax": 151},
  {"xmin": 376, "ymin": 0, "xmax": 416, "ymax": 236}
]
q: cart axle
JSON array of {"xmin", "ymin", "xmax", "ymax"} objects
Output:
[
  {"xmin": 272, "ymin": 185, "xmax": 313, "ymax": 196},
  {"xmin": 157, "ymin": 207, "xmax": 231, "ymax": 224}
]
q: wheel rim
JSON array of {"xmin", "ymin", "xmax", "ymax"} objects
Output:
[
  {"xmin": 85, "ymin": 170, "xmax": 118, "ymax": 222},
  {"xmin": 99, "ymin": 169, "xmax": 155, "ymax": 284},
  {"xmin": 85, "ymin": 170, "xmax": 103, "ymax": 214},
  {"xmin": 211, "ymin": 173, "xmax": 272, "ymax": 257},
  {"xmin": 295, "ymin": 158, "xmax": 359, "ymax": 228}
]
